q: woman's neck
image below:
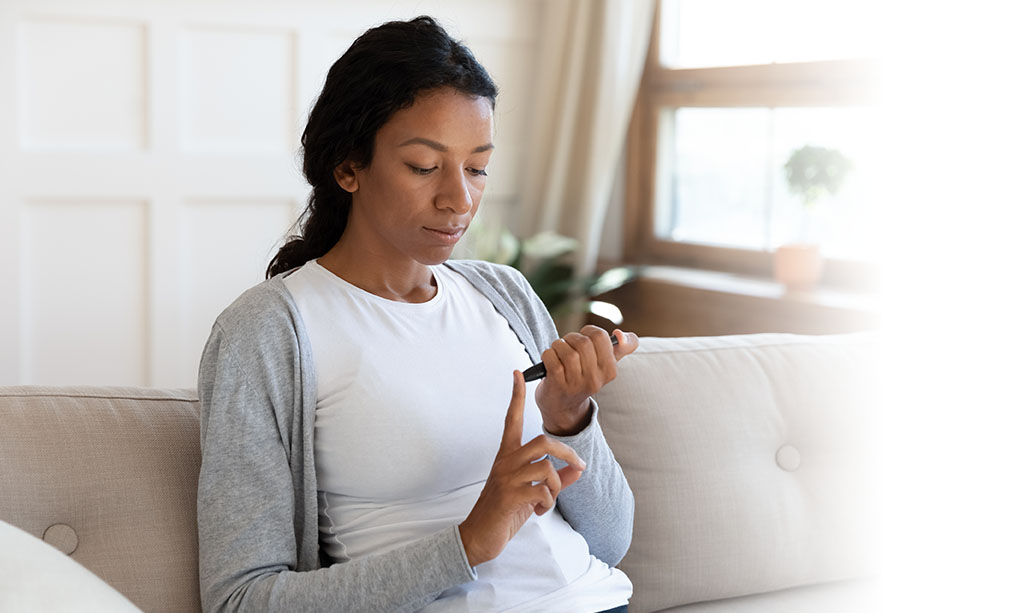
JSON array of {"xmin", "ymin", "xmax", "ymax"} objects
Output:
[{"xmin": 316, "ymin": 232, "xmax": 437, "ymax": 303}]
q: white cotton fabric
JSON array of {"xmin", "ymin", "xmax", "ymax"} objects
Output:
[
  {"xmin": 283, "ymin": 260, "xmax": 631, "ymax": 612},
  {"xmin": 0, "ymin": 519, "xmax": 143, "ymax": 612}
]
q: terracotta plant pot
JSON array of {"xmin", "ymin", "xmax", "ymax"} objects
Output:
[{"xmin": 773, "ymin": 243, "xmax": 823, "ymax": 289}]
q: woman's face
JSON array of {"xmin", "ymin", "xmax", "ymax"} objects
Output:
[{"xmin": 337, "ymin": 87, "xmax": 494, "ymax": 267}]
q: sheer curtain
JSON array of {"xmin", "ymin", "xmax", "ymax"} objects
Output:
[{"xmin": 519, "ymin": 0, "xmax": 655, "ymax": 277}]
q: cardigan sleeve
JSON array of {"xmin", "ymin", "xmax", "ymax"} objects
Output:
[
  {"xmin": 491, "ymin": 263, "xmax": 636, "ymax": 568},
  {"xmin": 542, "ymin": 399, "xmax": 635, "ymax": 568},
  {"xmin": 197, "ymin": 320, "xmax": 477, "ymax": 613}
]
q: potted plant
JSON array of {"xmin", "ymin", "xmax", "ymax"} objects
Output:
[
  {"xmin": 514, "ymin": 231, "xmax": 638, "ymax": 331},
  {"xmin": 775, "ymin": 145, "xmax": 854, "ymax": 289},
  {"xmin": 460, "ymin": 224, "xmax": 637, "ymax": 333}
]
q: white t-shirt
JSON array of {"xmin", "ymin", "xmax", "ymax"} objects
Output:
[{"xmin": 282, "ymin": 260, "xmax": 632, "ymax": 612}]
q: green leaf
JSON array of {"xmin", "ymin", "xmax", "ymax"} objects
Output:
[
  {"xmin": 585, "ymin": 266, "xmax": 638, "ymax": 297},
  {"xmin": 508, "ymin": 238, "xmax": 524, "ymax": 271},
  {"xmin": 530, "ymin": 263, "xmax": 575, "ymax": 310}
]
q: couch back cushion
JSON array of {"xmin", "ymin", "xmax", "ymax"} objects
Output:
[
  {"xmin": 596, "ymin": 333, "xmax": 877, "ymax": 613},
  {"xmin": 0, "ymin": 387, "xmax": 201, "ymax": 613}
]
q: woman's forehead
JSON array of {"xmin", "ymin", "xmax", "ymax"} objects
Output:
[{"xmin": 380, "ymin": 89, "xmax": 494, "ymax": 149}]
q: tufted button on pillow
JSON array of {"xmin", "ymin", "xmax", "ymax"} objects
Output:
[
  {"xmin": 775, "ymin": 444, "xmax": 802, "ymax": 472},
  {"xmin": 43, "ymin": 523, "xmax": 79, "ymax": 555}
]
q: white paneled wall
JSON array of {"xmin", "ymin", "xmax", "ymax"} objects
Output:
[
  {"xmin": 21, "ymin": 200, "xmax": 150, "ymax": 385},
  {"xmin": 179, "ymin": 26, "xmax": 296, "ymax": 154},
  {"xmin": 18, "ymin": 18, "xmax": 148, "ymax": 150},
  {"xmin": 0, "ymin": 0, "xmax": 543, "ymax": 387}
]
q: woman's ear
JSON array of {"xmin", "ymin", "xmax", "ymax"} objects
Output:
[{"xmin": 333, "ymin": 160, "xmax": 359, "ymax": 193}]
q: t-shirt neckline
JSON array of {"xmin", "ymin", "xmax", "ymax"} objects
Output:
[{"xmin": 308, "ymin": 259, "xmax": 446, "ymax": 308}]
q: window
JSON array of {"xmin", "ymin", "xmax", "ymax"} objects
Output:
[{"xmin": 627, "ymin": 0, "xmax": 883, "ymax": 287}]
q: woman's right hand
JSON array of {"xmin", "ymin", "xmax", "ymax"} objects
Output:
[{"xmin": 458, "ymin": 370, "xmax": 588, "ymax": 567}]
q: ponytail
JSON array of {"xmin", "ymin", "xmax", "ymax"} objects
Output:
[{"xmin": 266, "ymin": 183, "xmax": 349, "ymax": 279}]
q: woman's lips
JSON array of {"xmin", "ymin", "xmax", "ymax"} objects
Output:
[{"xmin": 423, "ymin": 226, "xmax": 465, "ymax": 244}]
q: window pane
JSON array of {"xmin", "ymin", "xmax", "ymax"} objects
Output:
[
  {"xmin": 770, "ymin": 107, "xmax": 880, "ymax": 260},
  {"xmin": 657, "ymin": 108, "xmax": 770, "ymax": 249},
  {"xmin": 660, "ymin": 0, "xmax": 881, "ymax": 68},
  {"xmin": 656, "ymin": 106, "xmax": 879, "ymax": 260}
]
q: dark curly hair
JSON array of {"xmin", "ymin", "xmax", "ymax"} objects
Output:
[{"xmin": 266, "ymin": 15, "xmax": 498, "ymax": 279}]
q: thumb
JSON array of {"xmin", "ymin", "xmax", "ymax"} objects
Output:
[
  {"xmin": 557, "ymin": 464, "xmax": 584, "ymax": 490},
  {"xmin": 612, "ymin": 329, "xmax": 640, "ymax": 361}
]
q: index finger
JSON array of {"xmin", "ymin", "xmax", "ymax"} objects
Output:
[
  {"xmin": 581, "ymin": 325, "xmax": 615, "ymax": 361},
  {"xmin": 500, "ymin": 370, "xmax": 526, "ymax": 453}
]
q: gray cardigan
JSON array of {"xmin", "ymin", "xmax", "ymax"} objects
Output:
[{"xmin": 197, "ymin": 260, "xmax": 634, "ymax": 612}]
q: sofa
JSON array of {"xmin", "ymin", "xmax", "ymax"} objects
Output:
[{"xmin": 0, "ymin": 332, "xmax": 879, "ymax": 612}]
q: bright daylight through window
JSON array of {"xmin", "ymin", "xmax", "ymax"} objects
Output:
[{"xmin": 652, "ymin": 0, "xmax": 881, "ymax": 263}]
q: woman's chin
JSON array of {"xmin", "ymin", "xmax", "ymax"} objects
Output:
[{"xmin": 416, "ymin": 245, "xmax": 458, "ymax": 266}]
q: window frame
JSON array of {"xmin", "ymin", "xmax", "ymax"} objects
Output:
[{"xmin": 624, "ymin": 2, "xmax": 883, "ymax": 289}]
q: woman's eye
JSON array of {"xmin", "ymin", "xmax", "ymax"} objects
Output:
[
  {"xmin": 408, "ymin": 165, "xmax": 436, "ymax": 175},
  {"xmin": 468, "ymin": 167, "xmax": 488, "ymax": 177}
]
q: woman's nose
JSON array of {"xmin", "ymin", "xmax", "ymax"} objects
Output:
[{"xmin": 436, "ymin": 167, "xmax": 473, "ymax": 214}]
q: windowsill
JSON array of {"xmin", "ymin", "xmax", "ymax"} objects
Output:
[{"xmin": 636, "ymin": 265, "xmax": 882, "ymax": 315}]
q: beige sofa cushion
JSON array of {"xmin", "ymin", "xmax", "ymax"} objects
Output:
[
  {"xmin": 0, "ymin": 387, "xmax": 201, "ymax": 613},
  {"xmin": 0, "ymin": 519, "xmax": 142, "ymax": 612},
  {"xmin": 655, "ymin": 578, "xmax": 879, "ymax": 613},
  {"xmin": 596, "ymin": 333, "xmax": 877, "ymax": 613}
]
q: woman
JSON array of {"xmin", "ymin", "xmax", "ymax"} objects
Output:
[{"xmin": 197, "ymin": 16, "xmax": 638, "ymax": 613}]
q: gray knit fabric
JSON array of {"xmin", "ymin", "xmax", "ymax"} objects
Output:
[{"xmin": 197, "ymin": 259, "xmax": 634, "ymax": 612}]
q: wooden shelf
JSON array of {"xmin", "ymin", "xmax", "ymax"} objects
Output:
[{"xmin": 590, "ymin": 265, "xmax": 882, "ymax": 337}]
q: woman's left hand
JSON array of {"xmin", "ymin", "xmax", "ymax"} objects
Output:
[{"xmin": 535, "ymin": 326, "xmax": 639, "ymax": 436}]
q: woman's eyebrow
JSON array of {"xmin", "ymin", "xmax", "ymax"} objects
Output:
[{"xmin": 398, "ymin": 137, "xmax": 494, "ymax": 153}]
